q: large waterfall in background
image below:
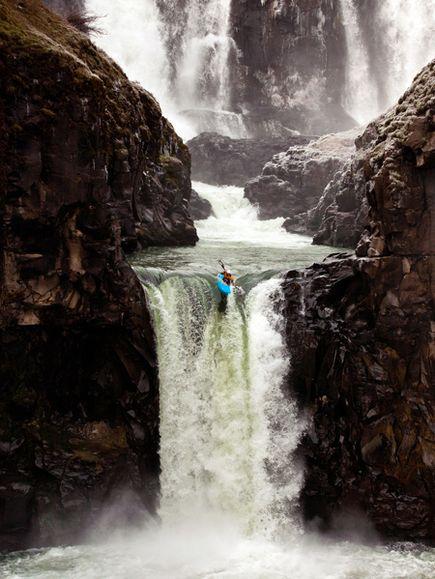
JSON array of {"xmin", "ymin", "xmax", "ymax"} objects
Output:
[
  {"xmin": 88, "ymin": 0, "xmax": 435, "ymax": 134},
  {"xmin": 87, "ymin": 0, "xmax": 243, "ymax": 139},
  {"xmin": 338, "ymin": 0, "xmax": 381, "ymax": 123}
]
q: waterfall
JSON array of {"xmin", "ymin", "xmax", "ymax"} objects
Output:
[
  {"xmin": 339, "ymin": 0, "xmax": 380, "ymax": 124},
  {"xmin": 86, "ymin": 0, "xmax": 171, "ymax": 109},
  {"xmin": 140, "ymin": 272, "xmax": 304, "ymax": 538},
  {"xmin": 193, "ymin": 181, "xmax": 298, "ymax": 246},
  {"xmin": 86, "ymin": 0, "xmax": 243, "ymax": 139},
  {"xmin": 340, "ymin": 0, "xmax": 435, "ymax": 124},
  {"xmin": 169, "ymin": 0, "xmax": 234, "ymax": 112},
  {"xmin": 375, "ymin": 0, "xmax": 435, "ymax": 108}
]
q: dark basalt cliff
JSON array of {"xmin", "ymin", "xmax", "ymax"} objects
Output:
[
  {"xmin": 188, "ymin": 131, "xmax": 311, "ymax": 187},
  {"xmin": 230, "ymin": 0, "xmax": 355, "ymax": 134},
  {"xmin": 0, "ymin": 0, "xmax": 195, "ymax": 550},
  {"xmin": 285, "ymin": 60, "xmax": 434, "ymax": 541},
  {"xmin": 244, "ymin": 131, "xmax": 356, "ymax": 232}
]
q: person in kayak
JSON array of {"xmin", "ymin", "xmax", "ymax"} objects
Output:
[
  {"xmin": 217, "ymin": 261, "xmax": 236, "ymax": 312},
  {"xmin": 218, "ymin": 261, "xmax": 236, "ymax": 287}
]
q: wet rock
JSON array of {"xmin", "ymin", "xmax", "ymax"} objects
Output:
[
  {"xmin": 188, "ymin": 131, "xmax": 311, "ymax": 186},
  {"xmin": 190, "ymin": 190, "xmax": 213, "ymax": 221},
  {"xmin": 230, "ymin": 0, "xmax": 356, "ymax": 135},
  {"xmin": 43, "ymin": 0, "xmax": 85, "ymax": 18},
  {"xmin": 284, "ymin": 60, "xmax": 435, "ymax": 542},
  {"xmin": 313, "ymin": 60, "xmax": 435, "ymax": 250},
  {"xmin": 244, "ymin": 130, "xmax": 357, "ymax": 229},
  {"xmin": 0, "ymin": 0, "xmax": 190, "ymax": 549}
]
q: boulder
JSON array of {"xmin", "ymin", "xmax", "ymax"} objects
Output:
[{"xmin": 190, "ymin": 190, "xmax": 213, "ymax": 220}]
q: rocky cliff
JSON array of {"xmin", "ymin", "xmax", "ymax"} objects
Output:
[
  {"xmin": 230, "ymin": 0, "xmax": 355, "ymax": 135},
  {"xmin": 285, "ymin": 60, "xmax": 434, "ymax": 542},
  {"xmin": 188, "ymin": 132, "xmax": 311, "ymax": 187},
  {"xmin": 0, "ymin": 0, "xmax": 195, "ymax": 550},
  {"xmin": 244, "ymin": 130, "xmax": 356, "ymax": 234}
]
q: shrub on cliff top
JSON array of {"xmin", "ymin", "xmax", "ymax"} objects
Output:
[{"xmin": 66, "ymin": 11, "xmax": 101, "ymax": 36}]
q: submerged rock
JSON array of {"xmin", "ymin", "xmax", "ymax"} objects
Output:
[
  {"xmin": 244, "ymin": 130, "xmax": 357, "ymax": 231},
  {"xmin": 285, "ymin": 59, "xmax": 435, "ymax": 542},
  {"xmin": 0, "ymin": 0, "xmax": 195, "ymax": 550}
]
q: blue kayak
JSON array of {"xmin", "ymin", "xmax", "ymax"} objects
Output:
[{"xmin": 217, "ymin": 274, "xmax": 232, "ymax": 295}]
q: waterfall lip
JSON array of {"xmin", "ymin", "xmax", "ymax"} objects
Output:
[{"xmin": 134, "ymin": 264, "xmax": 284, "ymax": 296}]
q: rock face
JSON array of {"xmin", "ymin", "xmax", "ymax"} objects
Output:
[
  {"xmin": 188, "ymin": 132, "xmax": 311, "ymax": 186},
  {"xmin": 244, "ymin": 131, "xmax": 356, "ymax": 231},
  {"xmin": 309, "ymin": 152, "xmax": 369, "ymax": 248},
  {"xmin": 284, "ymin": 60, "xmax": 435, "ymax": 542},
  {"xmin": 0, "ymin": 0, "xmax": 195, "ymax": 550},
  {"xmin": 230, "ymin": 0, "xmax": 355, "ymax": 134},
  {"xmin": 190, "ymin": 190, "xmax": 213, "ymax": 220}
]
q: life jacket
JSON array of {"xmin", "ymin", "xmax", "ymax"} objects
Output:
[{"xmin": 223, "ymin": 271, "xmax": 234, "ymax": 285}]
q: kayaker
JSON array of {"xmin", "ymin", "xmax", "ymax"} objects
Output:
[
  {"xmin": 218, "ymin": 260, "xmax": 236, "ymax": 287},
  {"xmin": 217, "ymin": 261, "xmax": 236, "ymax": 312}
]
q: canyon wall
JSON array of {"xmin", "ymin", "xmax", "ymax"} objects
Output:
[
  {"xmin": 285, "ymin": 60, "xmax": 435, "ymax": 541},
  {"xmin": 244, "ymin": 130, "xmax": 356, "ymax": 233},
  {"xmin": 0, "ymin": 0, "xmax": 195, "ymax": 550}
]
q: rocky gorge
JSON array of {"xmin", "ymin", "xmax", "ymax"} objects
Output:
[{"xmin": 0, "ymin": 0, "xmax": 434, "ymax": 564}]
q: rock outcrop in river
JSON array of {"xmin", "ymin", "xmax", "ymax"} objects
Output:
[
  {"xmin": 0, "ymin": 0, "xmax": 195, "ymax": 550},
  {"xmin": 244, "ymin": 131, "xmax": 356, "ymax": 234},
  {"xmin": 188, "ymin": 132, "xmax": 311, "ymax": 187},
  {"xmin": 285, "ymin": 60, "xmax": 435, "ymax": 542}
]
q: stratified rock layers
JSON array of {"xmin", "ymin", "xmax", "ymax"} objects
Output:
[
  {"xmin": 285, "ymin": 60, "xmax": 435, "ymax": 542},
  {"xmin": 0, "ymin": 0, "xmax": 195, "ymax": 549}
]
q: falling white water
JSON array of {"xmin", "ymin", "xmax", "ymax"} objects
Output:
[
  {"xmin": 247, "ymin": 279, "xmax": 305, "ymax": 538},
  {"xmin": 375, "ymin": 0, "xmax": 435, "ymax": 107},
  {"xmin": 86, "ymin": 0, "xmax": 171, "ymax": 109},
  {"xmin": 339, "ymin": 0, "xmax": 380, "ymax": 124},
  {"xmin": 193, "ymin": 181, "xmax": 313, "ymax": 248},
  {"xmin": 86, "ymin": 0, "xmax": 242, "ymax": 139},
  {"xmin": 144, "ymin": 273, "xmax": 304, "ymax": 539},
  {"xmin": 174, "ymin": 0, "xmax": 234, "ymax": 112},
  {"xmin": 340, "ymin": 0, "xmax": 435, "ymax": 124}
]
